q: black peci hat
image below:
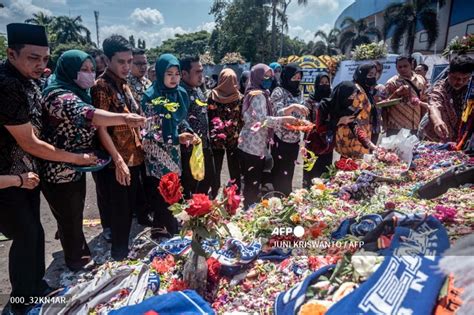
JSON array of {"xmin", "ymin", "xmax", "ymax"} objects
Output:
[{"xmin": 7, "ymin": 23, "xmax": 49, "ymax": 47}]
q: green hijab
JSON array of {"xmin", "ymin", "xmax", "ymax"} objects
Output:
[
  {"xmin": 142, "ymin": 54, "xmax": 189, "ymax": 143},
  {"xmin": 43, "ymin": 49, "xmax": 95, "ymax": 103}
]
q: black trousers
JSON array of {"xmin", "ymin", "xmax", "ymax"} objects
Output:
[
  {"xmin": 92, "ymin": 168, "xmax": 111, "ymax": 230},
  {"xmin": 239, "ymin": 149, "xmax": 266, "ymax": 209},
  {"xmin": 42, "ymin": 176, "xmax": 91, "ymax": 271},
  {"xmin": 134, "ymin": 164, "xmax": 151, "ymax": 223},
  {"xmin": 303, "ymin": 152, "xmax": 333, "ymax": 188},
  {"xmin": 271, "ymin": 135, "xmax": 299, "ymax": 196},
  {"xmin": 181, "ymin": 146, "xmax": 216, "ymax": 198},
  {"xmin": 212, "ymin": 148, "xmax": 241, "ymax": 195},
  {"xmin": 104, "ymin": 166, "xmax": 141, "ymax": 260},
  {"xmin": 0, "ymin": 187, "xmax": 47, "ymax": 306},
  {"xmin": 146, "ymin": 176, "xmax": 179, "ymax": 237}
]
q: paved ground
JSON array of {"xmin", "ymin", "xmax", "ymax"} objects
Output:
[{"xmin": 0, "ymin": 155, "xmax": 304, "ymax": 310}]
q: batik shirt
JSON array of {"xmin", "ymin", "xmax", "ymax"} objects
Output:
[
  {"xmin": 127, "ymin": 74, "xmax": 152, "ymax": 107},
  {"xmin": 40, "ymin": 89, "xmax": 96, "ymax": 183},
  {"xmin": 271, "ymin": 86, "xmax": 305, "ymax": 144},
  {"xmin": 141, "ymin": 98, "xmax": 190, "ymax": 179},
  {"xmin": 0, "ymin": 61, "xmax": 42, "ymax": 175},
  {"xmin": 92, "ymin": 69, "xmax": 144, "ymax": 167},
  {"xmin": 207, "ymin": 97, "xmax": 243, "ymax": 150},
  {"xmin": 181, "ymin": 81, "xmax": 210, "ymax": 151},
  {"xmin": 383, "ymin": 73, "xmax": 426, "ymax": 131},
  {"xmin": 336, "ymin": 85, "xmax": 372, "ymax": 159},
  {"xmin": 422, "ymin": 77, "xmax": 468, "ymax": 142}
]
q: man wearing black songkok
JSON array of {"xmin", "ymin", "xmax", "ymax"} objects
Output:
[{"xmin": 0, "ymin": 23, "xmax": 94, "ymax": 314}]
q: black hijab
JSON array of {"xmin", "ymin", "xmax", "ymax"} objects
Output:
[
  {"xmin": 353, "ymin": 63, "xmax": 376, "ymax": 105},
  {"xmin": 281, "ymin": 62, "xmax": 302, "ymax": 97},
  {"xmin": 239, "ymin": 70, "xmax": 250, "ymax": 94},
  {"xmin": 309, "ymin": 72, "xmax": 331, "ymax": 102},
  {"xmin": 319, "ymin": 81, "xmax": 358, "ymax": 130}
]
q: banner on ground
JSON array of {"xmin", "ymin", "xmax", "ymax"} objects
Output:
[{"xmin": 332, "ymin": 54, "xmax": 398, "ymax": 87}]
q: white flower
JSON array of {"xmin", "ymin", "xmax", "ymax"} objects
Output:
[
  {"xmin": 310, "ymin": 186, "xmax": 323, "ymax": 196},
  {"xmin": 311, "ymin": 178, "xmax": 324, "ymax": 186},
  {"xmin": 268, "ymin": 197, "xmax": 282, "ymax": 210},
  {"xmin": 175, "ymin": 210, "xmax": 191, "ymax": 223},
  {"xmin": 351, "ymin": 251, "xmax": 383, "ymax": 281}
]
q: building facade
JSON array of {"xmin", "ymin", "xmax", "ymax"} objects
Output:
[{"xmin": 335, "ymin": 0, "xmax": 474, "ymax": 54}]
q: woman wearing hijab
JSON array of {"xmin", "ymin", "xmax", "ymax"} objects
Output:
[
  {"xmin": 269, "ymin": 62, "xmax": 282, "ymax": 93},
  {"xmin": 40, "ymin": 50, "xmax": 146, "ymax": 269},
  {"xmin": 239, "ymin": 70, "xmax": 250, "ymax": 94},
  {"xmin": 238, "ymin": 63, "xmax": 298, "ymax": 209},
  {"xmin": 353, "ymin": 63, "xmax": 381, "ymax": 144},
  {"xmin": 270, "ymin": 63, "xmax": 309, "ymax": 195},
  {"xmin": 332, "ymin": 79, "xmax": 377, "ymax": 159},
  {"xmin": 306, "ymin": 82, "xmax": 375, "ymax": 167},
  {"xmin": 141, "ymin": 54, "xmax": 200, "ymax": 238},
  {"xmin": 208, "ymin": 68, "xmax": 243, "ymax": 195},
  {"xmin": 303, "ymin": 72, "xmax": 332, "ymax": 187}
]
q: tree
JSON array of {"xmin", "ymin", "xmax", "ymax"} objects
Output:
[
  {"xmin": 210, "ymin": 0, "xmax": 271, "ymax": 63},
  {"xmin": 148, "ymin": 31, "xmax": 210, "ymax": 61},
  {"xmin": 314, "ymin": 28, "xmax": 340, "ymax": 56},
  {"xmin": 25, "ymin": 12, "xmax": 53, "ymax": 26},
  {"xmin": 339, "ymin": 17, "xmax": 382, "ymax": 54},
  {"xmin": 278, "ymin": 0, "xmax": 308, "ymax": 57},
  {"xmin": 305, "ymin": 40, "xmax": 327, "ymax": 56},
  {"xmin": 383, "ymin": 0, "xmax": 445, "ymax": 54},
  {"xmin": 129, "ymin": 35, "xmax": 136, "ymax": 48},
  {"xmin": 0, "ymin": 35, "xmax": 7, "ymax": 61},
  {"xmin": 50, "ymin": 16, "xmax": 92, "ymax": 45}
]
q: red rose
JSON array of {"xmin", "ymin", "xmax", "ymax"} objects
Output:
[
  {"xmin": 335, "ymin": 158, "xmax": 358, "ymax": 171},
  {"xmin": 207, "ymin": 257, "xmax": 222, "ymax": 283},
  {"xmin": 168, "ymin": 279, "xmax": 188, "ymax": 292},
  {"xmin": 186, "ymin": 194, "xmax": 212, "ymax": 217},
  {"xmin": 158, "ymin": 172, "xmax": 183, "ymax": 205},
  {"xmin": 224, "ymin": 184, "xmax": 240, "ymax": 215}
]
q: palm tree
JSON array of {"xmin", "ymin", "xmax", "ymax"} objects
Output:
[
  {"xmin": 314, "ymin": 28, "xmax": 340, "ymax": 56},
  {"xmin": 279, "ymin": 0, "xmax": 308, "ymax": 57},
  {"xmin": 339, "ymin": 17, "xmax": 382, "ymax": 54},
  {"xmin": 383, "ymin": 0, "xmax": 445, "ymax": 55},
  {"xmin": 25, "ymin": 12, "xmax": 53, "ymax": 26},
  {"xmin": 50, "ymin": 16, "xmax": 92, "ymax": 45}
]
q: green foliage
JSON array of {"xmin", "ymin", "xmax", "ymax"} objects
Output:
[
  {"xmin": 0, "ymin": 35, "xmax": 7, "ymax": 61},
  {"xmin": 210, "ymin": 0, "xmax": 272, "ymax": 63},
  {"xmin": 50, "ymin": 42, "xmax": 96, "ymax": 67},
  {"xmin": 147, "ymin": 31, "xmax": 210, "ymax": 62},
  {"xmin": 314, "ymin": 28, "xmax": 340, "ymax": 56}
]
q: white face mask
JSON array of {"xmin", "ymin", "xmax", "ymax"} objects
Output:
[{"xmin": 74, "ymin": 71, "xmax": 96, "ymax": 89}]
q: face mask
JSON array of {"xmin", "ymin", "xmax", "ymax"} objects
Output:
[
  {"xmin": 317, "ymin": 84, "xmax": 331, "ymax": 97},
  {"xmin": 365, "ymin": 77, "xmax": 377, "ymax": 87},
  {"xmin": 261, "ymin": 78, "xmax": 272, "ymax": 90},
  {"xmin": 74, "ymin": 71, "xmax": 96, "ymax": 89}
]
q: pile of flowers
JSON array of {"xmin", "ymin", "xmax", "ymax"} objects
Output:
[
  {"xmin": 200, "ymin": 51, "xmax": 215, "ymax": 65},
  {"xmin": 51, "ymin": 142, "xmax": 473, "ymax": 314},
  {"xmin": 220, "ymin": 52, "xmax": 246, "ymax": 65},
  {"xmin": 443, "ymin": 34, "xmax": 474, "ymax": 57},
  {"xmin": 352, "ymin": 41, "xmax": 388, "ymax": 61}
]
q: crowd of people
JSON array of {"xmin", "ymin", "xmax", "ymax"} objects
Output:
[{"xmin": 0, "ymin": 23, "xmax": 473, "ymax": 314}]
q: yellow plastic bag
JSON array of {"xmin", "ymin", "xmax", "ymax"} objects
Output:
[{"xmin": 190, "ymin": 142, "xmax": 205, "ymax": 181}]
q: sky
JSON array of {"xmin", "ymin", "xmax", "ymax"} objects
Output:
[{"xmin": 0, "ymin": 0, "xmax": 355, "ymax": 48}]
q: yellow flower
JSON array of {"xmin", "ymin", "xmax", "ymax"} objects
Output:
[
  {"xmin": 195, "ymin": 99, "xmax": 208, "ymax": 107},
  {"xmin": 261, "ymin": 199, "xmax": 269, "ymax": 208},
  {"xmin": 151, "ymin": 96, "xmax": 180, "ymax": 112},
  {"xmin": 163, "ymin": 102, "xmax": 180, "ymax": 112},
  {"xmin": 290, "ymin": 213, "xmax": 301, "ymax": 224}
]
